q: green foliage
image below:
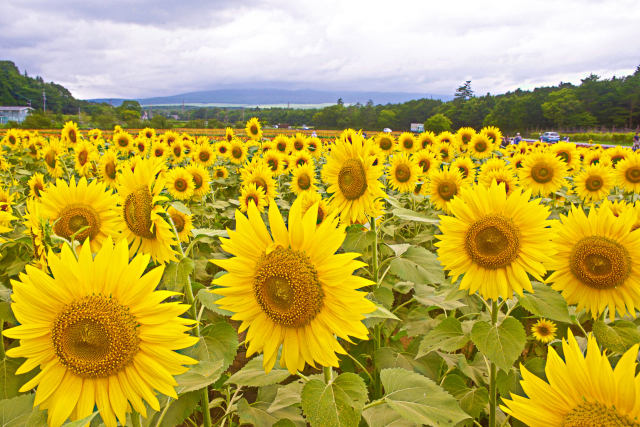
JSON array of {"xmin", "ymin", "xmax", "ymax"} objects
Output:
[
  {"xmin": 424, "ymin": 113, "xmax": 452, "ymax": 133},
  {"xmin": 518, "ymin": 281, "xmax": 571, "ymax": 323},
  {"xmin": 471, "ymin": 317, "xmax": 526, "ymax": 372},
  {"xmin": 301, "ymin": 373, "xmax": 368, "ymax": 427}
]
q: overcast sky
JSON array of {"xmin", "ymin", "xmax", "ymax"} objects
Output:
[{"xmin": 2, "ymin": 0, "xmax": 639, "ymax": 100}]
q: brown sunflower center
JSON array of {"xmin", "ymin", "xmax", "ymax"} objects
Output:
[
  {"xmin": 44, "ymin": 151, "xmax": 56, "ymax": 169},
  {"xmin": 78, "ymin": 150, "xmax": 88, "ymax": 165},
  {"xmin": 174, "ymin": 178, "xmax": 188, "ymax": 192},
  {"xmin": 611, "ymin": 155, "xmax": 624, "ymax": 166},
  {"xmin": 465, "ymin": 215, "xmax": 520, "ymax": 269},
  {"xmin": 171, "ymin": 213, "xmax": 186, "ymax": 232},
  {"xmin": 625, "ymin": 167, "xmax": 640, "ymax": 184},
  {"xmin": 250, "ymin": 125, "xmax": 258, "ymax": 135},
  {"xmin": 192, "ymin": 173, "xmax": 203, "ymax": 190},
  {"xmin": 531, "ymin": 163, "xmax": 554, "ymax": 183},
  {"xmin": 557, "ymin": 151, "xmax": 570, "ymax": 163},
  {"xmin": 294, "ymin": 141, "xmax": 304, "ymax": 150},
  {"xmin": 117, "ymin": 137, "xmax": 128, "ymax": 147},
  {"xmin": 252, "ymin": 177, "xmax": 268, "ymax": 195},
  {"xmin": 68, "ymin": 129, "xmax": 77, "ymax": 143},
  {"xmin": 199, "ymin": 151, "xmax": 210, "ymax": 162},
  {"xmin": 155, "ymin": 148, "xmax": 164, "ymax": 157},
  {"xmin": 402, "ymin": 138, "xmax": 413, "ymax": 149},
  {"xmin": 419, "ymin": 159, "xmax": 431, "ymax": 173},
  {"xmin": 123, "ymin": 186, "xmax": 155, "ymax": 239},
  {"xmin": 437, "ymin": 181, "xmax": 457, "ymax": 201},
  {"xmin": 297, "ymin": 173, "xmax": 311, "ymax": 190},
  {"xmin": 570, "ymin": 236, "xmax": 630, "ymax": 289},
  {"xmin": 216, "ymin": 169, "xmax": 225, "ymax": 178},
  {"xmin": 267, "ymin": 159, "xmax": 278, "ymax": 171},
  {"xmin": 105, "ymin": 161, "xmax": 117, "ymax": 180},
  {"xmin": 51, "ymin": 295, "xmax": 139, "ymax": 378},
  {"xmin": 395, "ymin": 164, "xmax": 411, "ymax": 183},
  {"xmin": 253, "ymin": 247, "xmax": 323, "ymax": 327},
  {"xmin": 475, "ymin": 141, "xmax": 487, "ymax": 152},
  {"xmin": 338, "ymin": 158, "xmax": 368, "ymax": 200},
  {"xmin": 54, "ymin": 204, "xmax": 100, "ymax": 242},
  {"xmin": 173, "ymin": 145, "xmax": 182, "ymax": 157},
  {"xmin": 33, "ymin": 182, "xmax": 44, "ymax": 197},
  {"xmin": 458, "ymin": 166, "xmax": 469, "ymax": 178},
  {"xmin": 585, "ymin": 175, "xmax": 603, "ymax": 191},
  {"xmin": 535, "ymin": 325, "xmax": 551, "ymax": 336},
  {"xmin": 231, "ymin": 147, "xmax": 242, "ymax": 159},
  {"xmin": 317, "ymin": 206, "xmax": 326, "ymax": 225},
  {"xmin": 564, "ymin": 401, "xmax": 639, "ymax": 427},
  {"xmin": 247, "ymin": 194, "xmax": 259, "ymax": 206},
  {"xmin": 496, "ymin": 179, "xmax": 510, "ymax": 194},
  {"xmin": 380, "ymin": 138, "xmax": 392, "ymax": 150}
]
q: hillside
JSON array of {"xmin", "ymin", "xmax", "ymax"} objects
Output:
[{"xmin": 0, "ymin": 61, "xmax": 87, "ymax": 114}]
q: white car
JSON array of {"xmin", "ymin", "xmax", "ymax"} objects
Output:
[{"xmin": 383, "ymin": 128, "xmax": 392, "ymax": 133}]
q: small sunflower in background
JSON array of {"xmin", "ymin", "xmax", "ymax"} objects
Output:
[
  {"xmin": 451, "ymin": 156, "xmax": 476, "ymax": 183},
  {"xmin": 546, "ymin": 205, "xmax": 640, "ymax": 320},
  {"xmin": 550, "ymin": 142, "xmax": 579, "ymax": 171},
  {"xmin": 98, "ymin": 149, "xmax": 119, "ymax": 186},
  {"xmin": 23, "ymin": 198, "xmax": 47, "ymax": 268},
  {"xmin": 28, "ymin": 173, "xmax": 46, "ymax": 198},
  {"xmin": 2, "ymin": 128, "xmax": 22, "ymax": 149},
  {"xmin": 480, "ymin": 126, "xmax": 503, "ymax": 146},
  {"xmin": 242, "ymin": 162, "xmax": 278, "ymax": 201},
  {"xmin": 615, "ymin": 153, "xmax": 640, "ymax": 193},
  {"xmin": 41, "ymin": 139, "xmax": 64, "ymax": 178},
  {"xmin": 467, "ymin": 133, "xmax": 494, "ymax": 159},
  {"xmin": 479, "ymin": 168, "xmax": 519, "ymax": 196},
  {"xmin": 397, "ymin": 132, "xmax": 417, "ymax": 153},
  {"xmin": 387, "ymin": 152, "xmax": 420, "ymax": 193},
  {"xmin": 113, "ymin": 131, "xmax": 133, "ymax": 153},
  {"xmin": 169, "ymin": 140, "xmax": 185, "ymax": 163},
  {"xmin": 73, "ymin": 140, "xmax": 96, "ymax": 177},
  {"xmin": 245, "ymin": 117, "xmax": 263, "ymax": 141},
  {"xmin": 61, "ymin": 120, "xmax": 80, "ymax": 145},
  {"xmin": 299, "ymin": 191, "xmax": 332, "ymax": 226},
  {"xmin": 3, "ymin": 239, "xmax": 198, "ymax": 427},
  {"xmin": 583, "ymin": 150, "xmax": 611, "ymax": 168},
  {"xmin": 291, "ymin": 163, "xmax": 317, "ymax": 195},
  {"xmin": 134, "ymin": 136, "xmax": 150, "ymax": 156},
  {"xmin": 607, "ymin": 145, "xmax": 630, "ymax": 167},
  {"xmin": 225, "ymin": 126, "xmax": 235, "ymax": 142},
  {"xmin": 216, "ymin": 140, "xmax": 231, "ymax": 158},
  {"xmin": 213, "ymin": 166, "xmax": 229, "ymax": 180},
  {"xmin": 530, "ymin": 318, "xmax": 557, "ymax": 343},
  {"xmin": 502, "ymin": 331, "xmax": 640, "ymax": 426},
  {"xmin": 168, "ymin": 205, "xmax": 193, "ymax": 242},
  {"xmin": 573, "ymin": 163, "xmax": 614, "ymax": 203},
  {"xmin": 150, "ymin": 140, "xmax": 169, "ymax": 161},
  {"xmin": 518, "ymin": 151, "xmax": 568, "ymax": 197},
  {"xmin": 291, "ymin": 133, "xmax": 307, "ymax": 152},
  {"xmin": 165, "ymin": 167, "xmax": 195, "ymax": 200},
  {"xmin": 238, "ymin": 183, "xmax": 268, "ymax": 213},
  {"xmin": 273, "ymin": 135, "xmax": 291, "ymax": 154},
  {"xmin": 263, "ymin": 151, "xmax": 284, "ymax": 175},
  {"xmin": 39, "ymin": 178, "xmax": 121, "ymax": 252},
  {"xmin": 211, "ymin": 199, "xmax": 375, "ymax": 374},
  {"xmin": 229, "ymin": 139, "xmax": 248, "ymax": 164},
  {"xmin": 456, "ymin": 127, "xmax": 476, "ymax": 147},
  {"xmin": 436, "ymin": 182, "xmax": 552, "ymax": 301},
  {"xmin": 424, "ymin": 167, "xmax": 466, "ymax": 213},
  {"xmin": 434, "ymin": 141, "xmax": 456, "ymax": 163},
  {"xmin": 375, "ymin": 132, "xmax": 396, "ymax": 154},
  {"xmin": 138, "ymin": 127, "xmax": 155, "ymax": 139},
  {"xmin": 413, "ymin": 149, "xmax": 440, "ymax": 177},
  {"xmin": 192, "ymin": 142, "xmax": 216, "ymax": 167},
  {"xmin": 417, "ymin": 131, "xmax": 438, "ymax": 150},
  {"xmin": 186, "ymin": 163, "xmax": 211, "ymax": 199}
]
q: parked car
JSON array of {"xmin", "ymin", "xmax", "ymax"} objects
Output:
[
  {"xmin": 383, "ymin": 128, "xmax": 392, "ymax": 133},
  {"xmin": 540, "ymin": 132, "xmax": 560, "ymax": 143}
]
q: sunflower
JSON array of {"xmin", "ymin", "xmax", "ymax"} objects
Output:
[
  {"xmin": 456, "ymin": 127, "xmax": 476, "ymax": 146},
  {"xmin": 501, "ymin": 331, "xmax": 640, "ymax": 427},
  {"xmin": 238, "ymin": 183, "xmax": 268, "ymax": 213},
  {"xmin": 573, "ymin": 164, "xmax": 614, "ymax": 203},
  {"xmin": 88, "ymin": 128, "xmax": 102, "ymax": 142},
  {"xmin": 113, "ymin": 132, "xmax": 133, "ymax": 153},
  {"xmin": 212, "ymin": 199, "xmax": 375, "ymax": 373},
  {"xmin": 583, "ymin": 150, "xmax": 612, "ymax": 168},
  {"xmin": 424, "ymin": 167, "xmax": 466, "ymax": 213},
  {"xmin": 134, "ymin": 137, "xmax": 149, "ymax": 156},
  {"xmin": 291, "ymin": 133, "xmax": 307, "ymax": 152},
  {"xmin": 28, "ymin": 173, "xmax": 46, "ymax": 198},
  {"xmin": 41, "ymin": 139, "xmax": 64, "ymax": 178},
  {"xmin": 23, "ymin": 198, "xmax": 47, "ymax": 267},
  {"xmin": 245, "ymin": 117, "xmax": 263, "ymax": 141},
  {"xmin": 546, "ymin": 205, "xmax": 640, "ymax": 320},
  {"xmin": 530, "ymin": 318, "xmax": 556, "ymax": 343},
  {"xmin": 550, "ymin": 142, "xmax": 580, "ymax": 170},
  {"xmin": 417, "ymin": 131, "xmax": 438, "ymax": 150},
  {"xmin": 169, "ymin": 140, "xmax": 185, "ymax": 163},
  {"xmin": 225, "ymin": 127, "xmax": 235, "ymax": 142},
  {"xmin": 116, "ymin": 158, "xmax": 177, "ymax": 264},
  {"xmin": 509, "ymin": 153, "xmax": 527, "ymax": 170},
  {"xmin": 291, "ymin": 151, "xmax": 313, "ymax": 168},
  {"xmin": 0, "ymin": 187, "xmax": 15, "ymax": 213},
  {"xmin": 518, "ymin": 151, "xmax": 568, "ymax": 197},
  {"xmin": 451, "ymin": 156, "xmax": 476, "ymax": 183},
  {"xmin": 73, "ymin": 140, "xmax": 96, "ymax": 177},
  {"xmin": 397, "ymin": 132, "xmax": 417, "ymax": 153},
  {"xmin": 387, "ymin": 153, "xmax": 420, "ymax": 193},
  {"xmin": 615, "ymin": 154, "xmax": 640, "ymax": 193},
  {"xmin": 321, "ymin": 135, "xmax": 386, "ymax": 224},
  {"xmin": 2, "ymin": 128, "xmax": 22, "ymax": 149},
  {"xmin": 192, "ymin": 143, "xmax": 216, "ymax": 167},
  {"xmin": 39, "ymin": 178, "xmax": 121, "ymax": 252},
  {"xmin": 306, "ymin": 137, "xmax": 322, "ymax": 158},
  {"xmin": 413, "ymin": 149, "xmax": 440, "ymax": 177},
  {"xmin": 228, "ymin": 139, "xmax": 248, "ymax": 164},
  {"xmin": 168, "ymin": 206, "xmax": 193, "ymax": 242},
  {"xmin": 480, "ymin": 126, "xmax": 503, "ymax": 145},
  {"xmin": 61, "ymin": 121, "xmax": 80, "ymax": 145},
  {"xmin": 608, "ymin": 145, "xmax": 630, "ymax": 167},
  {"xmin": 185, "ymin": 163, "xmax": 211, "ymax": 198},
  {"xmin": 150, "ymin": 140, "xmax": 169, "ymax": 161},
  {"xmin": 241, "ymin": 162, "xmax": 278, "ymax": 201},
  {"xmin": 291, "ymin": 163, "xmax": 317, "ymax": 195},
  {"xmin": 273, "ymin": 135, "xmax": 291, "ymax": 154},
  {"xmin": 436, "ymin": 182, "xmax": 552, "ymax": 300},
  {"xmin": 161, "ymin": 130, "xmax": 179, "ymax": 146},
  {"xmin": 213, "ymin": 166, "xmax": 229, "ymax": 180},
  {"xmin": 437, "ymin": 131, "xmax": 456, "ymax": 146},
  {"xmin": 165, "ymin": 167, "xmax": 195, "ymax": 201},
  {"xmin": 4, "ymin": 238, "xmax": 197, "ymax": 427},
  {"xmin": 264, "ymin": 151, "xmax": 283, "ymax": 175},
  {"xmin": 299, "ymin": 191, "xmax": 333, "ymax": 226},
  {"xmin": 375, "ymin": 133, "xmax": 396, "ymax": 154},
  {"xmin": 468, "ymin": 133, "xmax": 494, "ymax": 159},
  {"xmin": 479, "ymin": 168, "xmax": 519, "ymax": 196},
  {"xmin": 98, "ymin": 149, "xmax": 119, "ymax": 186},
  {"xmin": 138, "ymin": 127, "xmax": 156, "ymax": 139}
]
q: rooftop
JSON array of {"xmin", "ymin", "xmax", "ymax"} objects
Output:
[{"xmin": 0, "ymin": 106, "xmax": 34, "ymax": 111}]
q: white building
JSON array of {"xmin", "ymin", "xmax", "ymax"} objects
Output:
[{"xmin": 0, "ymin": 106, "xmax": 34, "ymax": 124}]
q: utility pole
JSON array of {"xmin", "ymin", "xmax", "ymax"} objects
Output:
[
  {"xmin": 42, "ymin": 89, "xmax": 46, "ymax": 112},
  {"xmin": 78, "ymin": 107, "xmax": 81, "ymax": 123}
]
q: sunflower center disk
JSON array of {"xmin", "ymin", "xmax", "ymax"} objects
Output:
[
  {"xmin": 253, "ymin": 247, "xmax": 323, "ymax": 327},
  {"xmin": 419, "ymin": 160, "xmax": 430, "ymax": 173},
  {"xmin": 232, "ymin": 147, "xmax": 242, "ymax": 159},
  {"xmin": 171, "ymin": 213, "xmax": 186, "ymax": 232},
  {"xmin": 558, "ymin": 152, "xmax": 570, "ymax": 163},
  {"xmin": 395, "ymin": 164, "xmax": 411, "ymax": 183},
  {"xmin": 297, "ymin": 174, "xmax": 311, "ymax": 190},
  {"xmin": 475, "ymin": 142, "xmax": 487, "ymax": 152},
  {"xmin": 531, "ymin": 164, "xmax": 553, "ymax": 183},
  {"xmin": 585, "ymin": 176, "xmax": 603, "ymax": 191},
  {"xmin": 465, "ymin": 215, "xmax": 520, "ymax": 269},
  {"xmin": 124, "ymin": 186, "xmax": 155, "ymax": 239},
  {"xmin": 51, "ymin": 295, "xmax": 139, "ymax": 378},
  {"xmin": 564, "ymin": 401, "xmax": 640, "ymax": 427},
  {"xmin": 105, "ymin": 162, "xmax": 117, "ymax": 179},
  {"xmin": 175, "ymin": 178, "xmax": 188, "ymax": 192},
  {"xmin": 570, "ymin": 236, "xmax": 630, "ymax": 289},
  {"xmin": 54, "ymin": 205, "xmax": 100, "ymax": 242},
  {"xmin": 44, "ymin": 151, "xmax": 56, "ymax": 168},
  {"xmin": 437, "ymin": 182, "xmax": 457, "ymax": 201},
  {"xmin": 380, "ymin": 139, "xmax": 392, "ymax": 150},
  {"xmin": 626, "ymin": 167, "xmax": 640, "ymax": 183},
  {"xmin": 199, "ymin": 151, "xmax": 210, "ymax": 162},
  {"xmin": 338, "ymin": 158, "xmax": 368, "ymax": 200}
]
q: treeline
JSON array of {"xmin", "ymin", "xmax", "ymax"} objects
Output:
[{"xmin": 2, "ymin": 59, "xmax": 639, "ymax": 132}]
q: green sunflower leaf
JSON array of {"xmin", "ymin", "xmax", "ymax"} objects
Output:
[
  {"xmin": 301, "ymin": 372, "xmax": 368, "ymax": 427},
  {"xmin": 471, "ymin": 317, "xmax": 526, "ymax": 372}
]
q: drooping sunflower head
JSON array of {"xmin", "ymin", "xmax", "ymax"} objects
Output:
[
  {"xmin": 291, "ymin": 163, "xmax": 317, "ymax": 195},
  {"xmin": 547, "ymin": 205, "xmax": 640, "ymax": 320},
  {"xmin": 425, "ymin": 167, "xmax": 466, "ymax": 213},
  {"xmin": 398, "ymin": 132, "xmax": 417, "ymax": 153},
  {"xmin": 436, "ymin": 182, "xmax": 553, "ymax": 301},
  {"xmin": 28, "ymin": 172, "xmax": 46, "ymax": 198},
  {"xmin": 245, "ymin": 117, "xmax": 263, "ymax": 141},
  {"xmin": 518, "ymin": 151, "xmax": 568, "ymax": 197},
  {"xmin": 168, "ymin": 205, "xmax": 193, "ymax": 242},
  {"xmin": 573, "ymin": 163, "xmax": 614, "ymax": 203},
  {"xmin": 530, "ymin": 318, "xmax": 557, "ymax": 343},
  {"xmin": 225, "ymin": 127, "xmax": 235, "ymax": 142},
  {"xmin": 387, "ymin": 152, "xmax": 421, "ymax": 193}
]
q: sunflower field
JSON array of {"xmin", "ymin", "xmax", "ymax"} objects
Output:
[{"xmin": 0, "ymin": 119, "xmax": 639, "ymax": 427}]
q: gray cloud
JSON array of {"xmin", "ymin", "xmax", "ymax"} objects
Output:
[{"xmin": 2, "ymin": 0, "xmax": 639, "ymax": 99}]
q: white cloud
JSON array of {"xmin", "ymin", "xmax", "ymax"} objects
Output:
[{"xmin": 2, "ymin": 0, "xmax": 639, "ymax": 99}]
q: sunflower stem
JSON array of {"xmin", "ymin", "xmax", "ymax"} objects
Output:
[
  {"xmin": 0, "ymin": 321, "xmax": 4, "ymax": 360},
  {"xmin": 371, "ymin": 217, "xmax": 379, "ymax": 285},
  {"xmin": 489, "ymin": 299, "xmax": 499, "ymax": 427},
  {"xmin": 323, "ymin": 366, "xmax": 332, "ymax": 384},
  {"xmin": 131, "ymin": 410, "xmax": 142, "ymax": 427},
  {"xmin": 167, "ymin": 215, "xmax": 212, "ymax": 427}
]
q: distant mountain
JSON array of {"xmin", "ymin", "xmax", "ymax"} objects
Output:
[{"xmin": 89, "ymin": 88, "xmax": 450, "ymax": 107}]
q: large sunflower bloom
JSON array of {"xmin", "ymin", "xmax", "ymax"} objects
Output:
[
  {"xmin": 546, "ymin": 205, "xmax": 640, "ymax": 320},
  {"xmin": 212, "ymin": 200, "xmax": 375, "ymax": 373},
  {"xmin": 116, "ymin": 158, "xmax": 177, "ymax": 264},
  {"xmin": 518, "ymin": 151, "xmax": 568, "ymax": 197},
  {"xmin": 436, "ymin": 182, "xmax": 553, "ymax": 301},
  {"xmin": 321, "ymin": 136, "xmax": 386, "ymax": 224},
  {"xmin": 4, "ymin": 239, "xmax": 197, "ymax": 427},
  {"xmin": 39, "ymin": 178, "xmax": 120, "ymax": 253},
  {"xmin": 501, "ymin": 331, "xmax": 640, "ymax": 426}
]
